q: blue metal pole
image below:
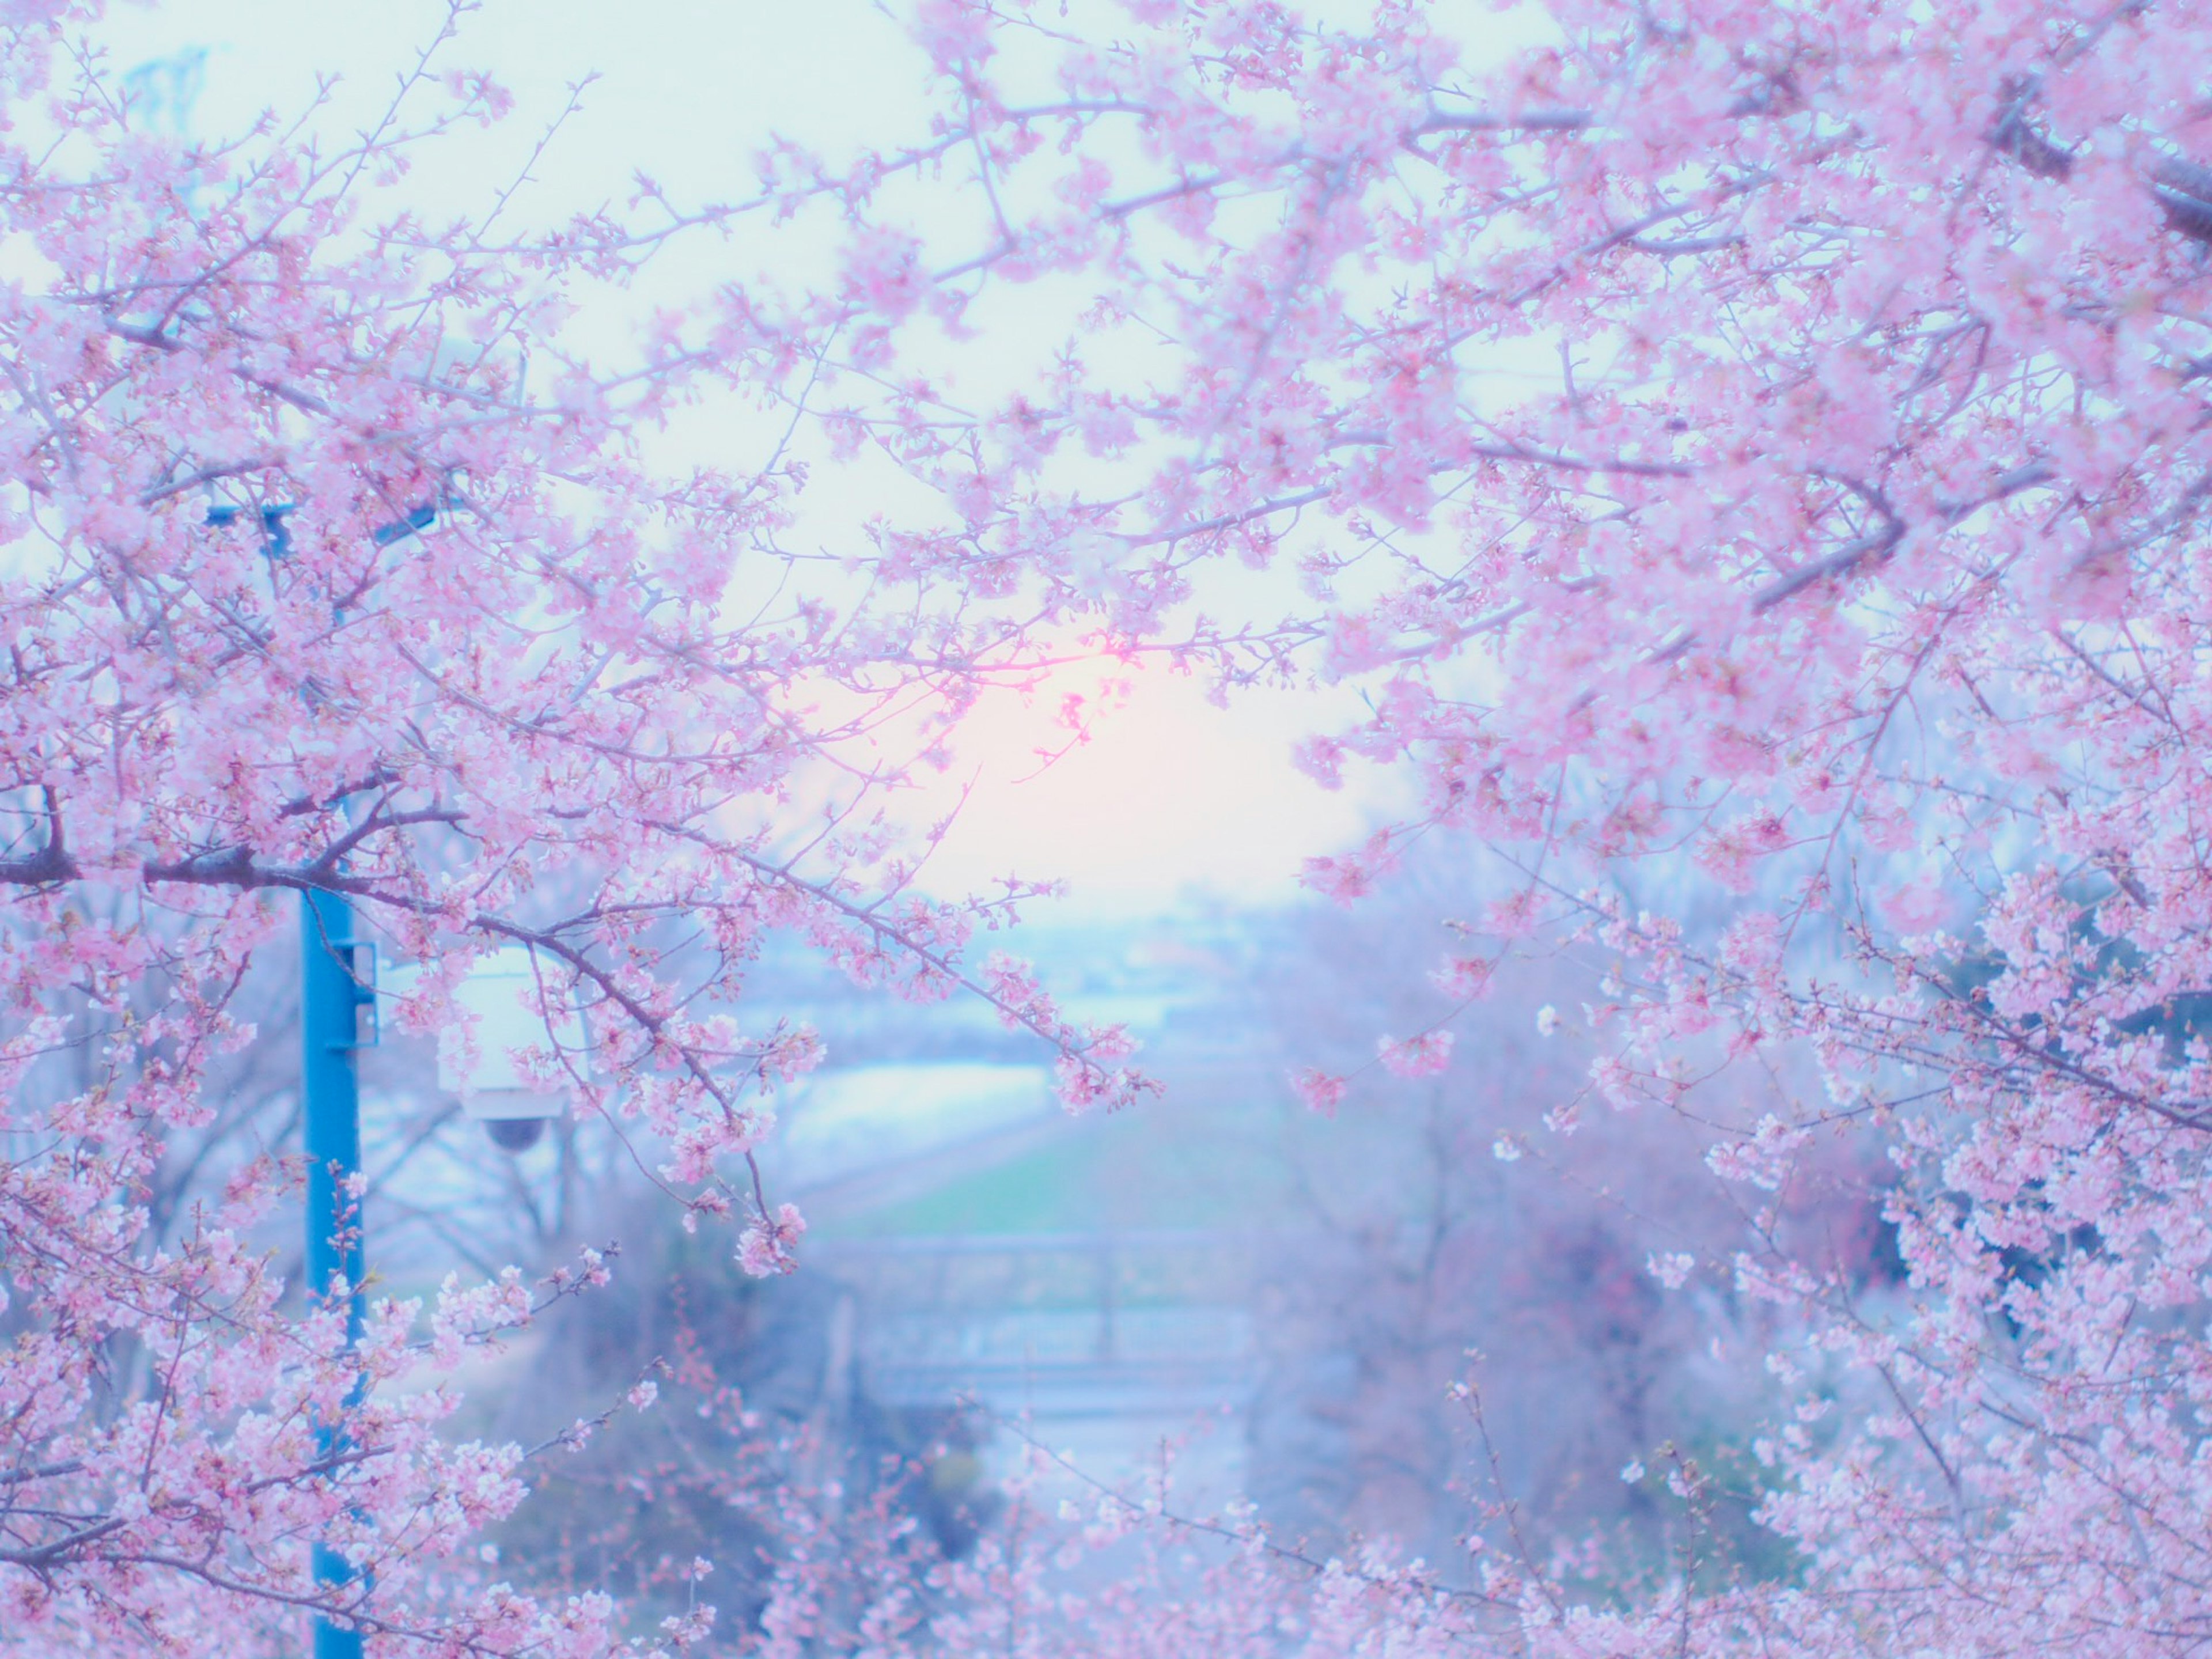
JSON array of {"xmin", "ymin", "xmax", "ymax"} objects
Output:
[{"xmin": 302, "ymin": 888, "xmax": 367, "ymax": 1659}]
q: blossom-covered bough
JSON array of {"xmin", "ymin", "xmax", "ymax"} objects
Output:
[
  {"xmin": 12, "ymin": 0, "xmax": 2212, "ymax": 1651},
  {"xmin": 0, "ymin": 0, "xmax": 1141, "ymax": 1649}
]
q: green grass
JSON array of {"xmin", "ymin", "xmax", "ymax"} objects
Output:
[{"xmin": 834, "ymin": 1136, "xmax": 1111, "ymax": 1237}]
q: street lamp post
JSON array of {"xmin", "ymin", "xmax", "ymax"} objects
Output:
[
  {"xmin": 271, "ymin": 490, "xmax": 541, "ymax": 1656},
  {"xmin": 301, "ymin": 889, "xmax": 372, "ymax": 1659},
  {"xmin": 210, "ymin": 501, "xmax": 378, "ymax": 1653}
]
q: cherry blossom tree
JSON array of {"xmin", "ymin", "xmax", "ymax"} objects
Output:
[
  {"xmin": 0, "ymin": 1, "xmax": 1140, "ymax": 1648},
  {"xmin": 749, "ymin": 0, "xmax": 2212, "ymax": 1652},
  {"xmin": 15, "ymin": 0, "xmax": 2212, "ymax": 1652}
]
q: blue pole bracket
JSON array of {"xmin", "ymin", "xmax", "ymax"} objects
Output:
[
  {"xmin": 204, "ymin": 497, "xmax": 441, "ymax": 556},
  {"xmin": 203, "ymin": 500, "xmax": 295, "ymax": 556},
  {"xmin": 340, "ymin": 941, "xmax": 378, "ymax": 1050}
]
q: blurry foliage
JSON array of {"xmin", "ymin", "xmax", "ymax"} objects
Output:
[
  {"xmin": 492, "ymin": 1188, "xmax": 999, "ymax": 1637},
  {"xmin": 1232, "ymin": 849, "xmax": 1877, "ymax": 1583}
]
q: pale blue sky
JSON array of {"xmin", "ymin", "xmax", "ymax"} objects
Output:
[{"xmin": 94, "ymin": 0, "xmax": 1400, "ymax": 915}]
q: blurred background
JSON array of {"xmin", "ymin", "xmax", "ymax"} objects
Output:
[{"xmin": 83, "ymin": 835, "xmax": 1898, "ymax": 1627}]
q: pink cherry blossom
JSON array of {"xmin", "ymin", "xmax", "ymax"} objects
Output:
[{"xmin": 14, "ymin": 0, "xmax": 2212, "ymax": 1652}]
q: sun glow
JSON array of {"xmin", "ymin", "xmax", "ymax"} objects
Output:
[{"xmin": 899, "ymin": 662, "xmax": 1394, "ymax": 917}]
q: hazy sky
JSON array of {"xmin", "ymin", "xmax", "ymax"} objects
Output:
[{"xmin": 94, "ymin": 0, "xmax": 1398, "ymax": 916}]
